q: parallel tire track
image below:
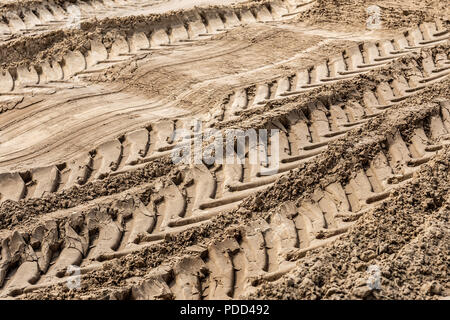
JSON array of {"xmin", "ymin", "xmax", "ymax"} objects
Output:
[
  {"xmin": 0, "ymin": 0, "xmax": 315, "ymax": 97},
  {"xmin": 0, "ymin": 92, "xmax": 448, "ymax": 297},
  {"xmin": 0, "ymin": 0, "xmax": 231, "ymax": 40},
  {"xmin": 117, "ymin": 100, "xmax": 450, "ymax": 300},
  {"xmin": 0, "ymin": 27, "xmax": 448, "ymax": 204},
  {"xmin": 217, "ymin": 20, "xmax": 449, "ymax": 122},
  {"xmin": 0, "ymin": 2, "xmax": 448, "ymax": 299}
]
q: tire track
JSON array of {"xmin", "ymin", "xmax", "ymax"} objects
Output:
[
  {"xmin": 0, "ymin": 0, "xmax": 316, "ymax": 100},
  {"xmin": 0, "ymin": 87, "xmax": 448, "ymax": 297},
  {"xmin": 0, "ymin": 29, "xmax": 447, "ymax": 204},
  {"xmin": 218, "ymin": 20, "xmax": 449, "ymax": 122},
  {"xmin": 0, "ymin": 0, "xmax": 243, "ymax": 41},
  {"xmin": 1, "ymin": 95, "xmax": 448, "ymax": 298}
]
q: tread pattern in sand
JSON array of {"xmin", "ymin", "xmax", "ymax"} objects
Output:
[
  {"xmin": 218, "ymin": 21, "xmax": 449, "ymax": 122},
  {"xmin": 0, "ymin": 97, "xmax": 448, "ymax": 297},
  {"xmin": 0, "ymin": 29, "xmax": 448, "ymax": 203},
  {"xmin": 0, "ymin": 0, "xmax": 315, "ymax": 101}
]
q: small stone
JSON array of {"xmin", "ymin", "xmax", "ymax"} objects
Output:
[
  {"xmin": 355, "ymin": 263, "xmax": 366, "ymax": 271},
  {"xmin": 352, "ymin": 285, "xmax": 372, "ymax": 299},
  {"xmin": 360, "ymin": 250, "xmax": 377, "ymax": 262},
  {"xmin": 325, "ymin": 287, "xmax": 340, "ymax": 296},
  {"xmin": 420, "ymin": 281, "xmax": 442, "ymax": 295},
  {"xmin": 286, "ymin": 278, "xmax": 295, "ymax": 287},
  {"xmin": 300, "ymin": 277, "xmax": 314, "ymax": 288}
]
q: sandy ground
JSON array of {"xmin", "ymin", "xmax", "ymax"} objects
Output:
[{"xmin": 0, "ymin": 0, "xmax": 448, "ymax": 300}]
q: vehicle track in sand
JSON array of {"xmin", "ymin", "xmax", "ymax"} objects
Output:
[
  {"xmin": 3, "ymin": 91, "xmax": 449, "ymax": 299},
  {"xmin": 0, "ymin": 54, "xmax": 448, "ymax": 298},
  {"xmin": 0, "ymin": 20, "xmax": 449, "ymax": 201},
  {"xmin": 0, "ymin": 0, "xmax": 448, "ymax": 300},
  {"xmin": 0, "ymin": 0, "xmax": 255, "ymax": 42},
  {"xmin": 0, "ymin": 0, "xmax": 328, "ymax": 173},
  {"xmin": 0, "ymin": 21, "xmax": 448, "ymax": 204}
]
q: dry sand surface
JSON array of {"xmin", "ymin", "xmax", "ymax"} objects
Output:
[{"xmin": 0, "ymin": 0, "xmax": 448, "ymax": 300}]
